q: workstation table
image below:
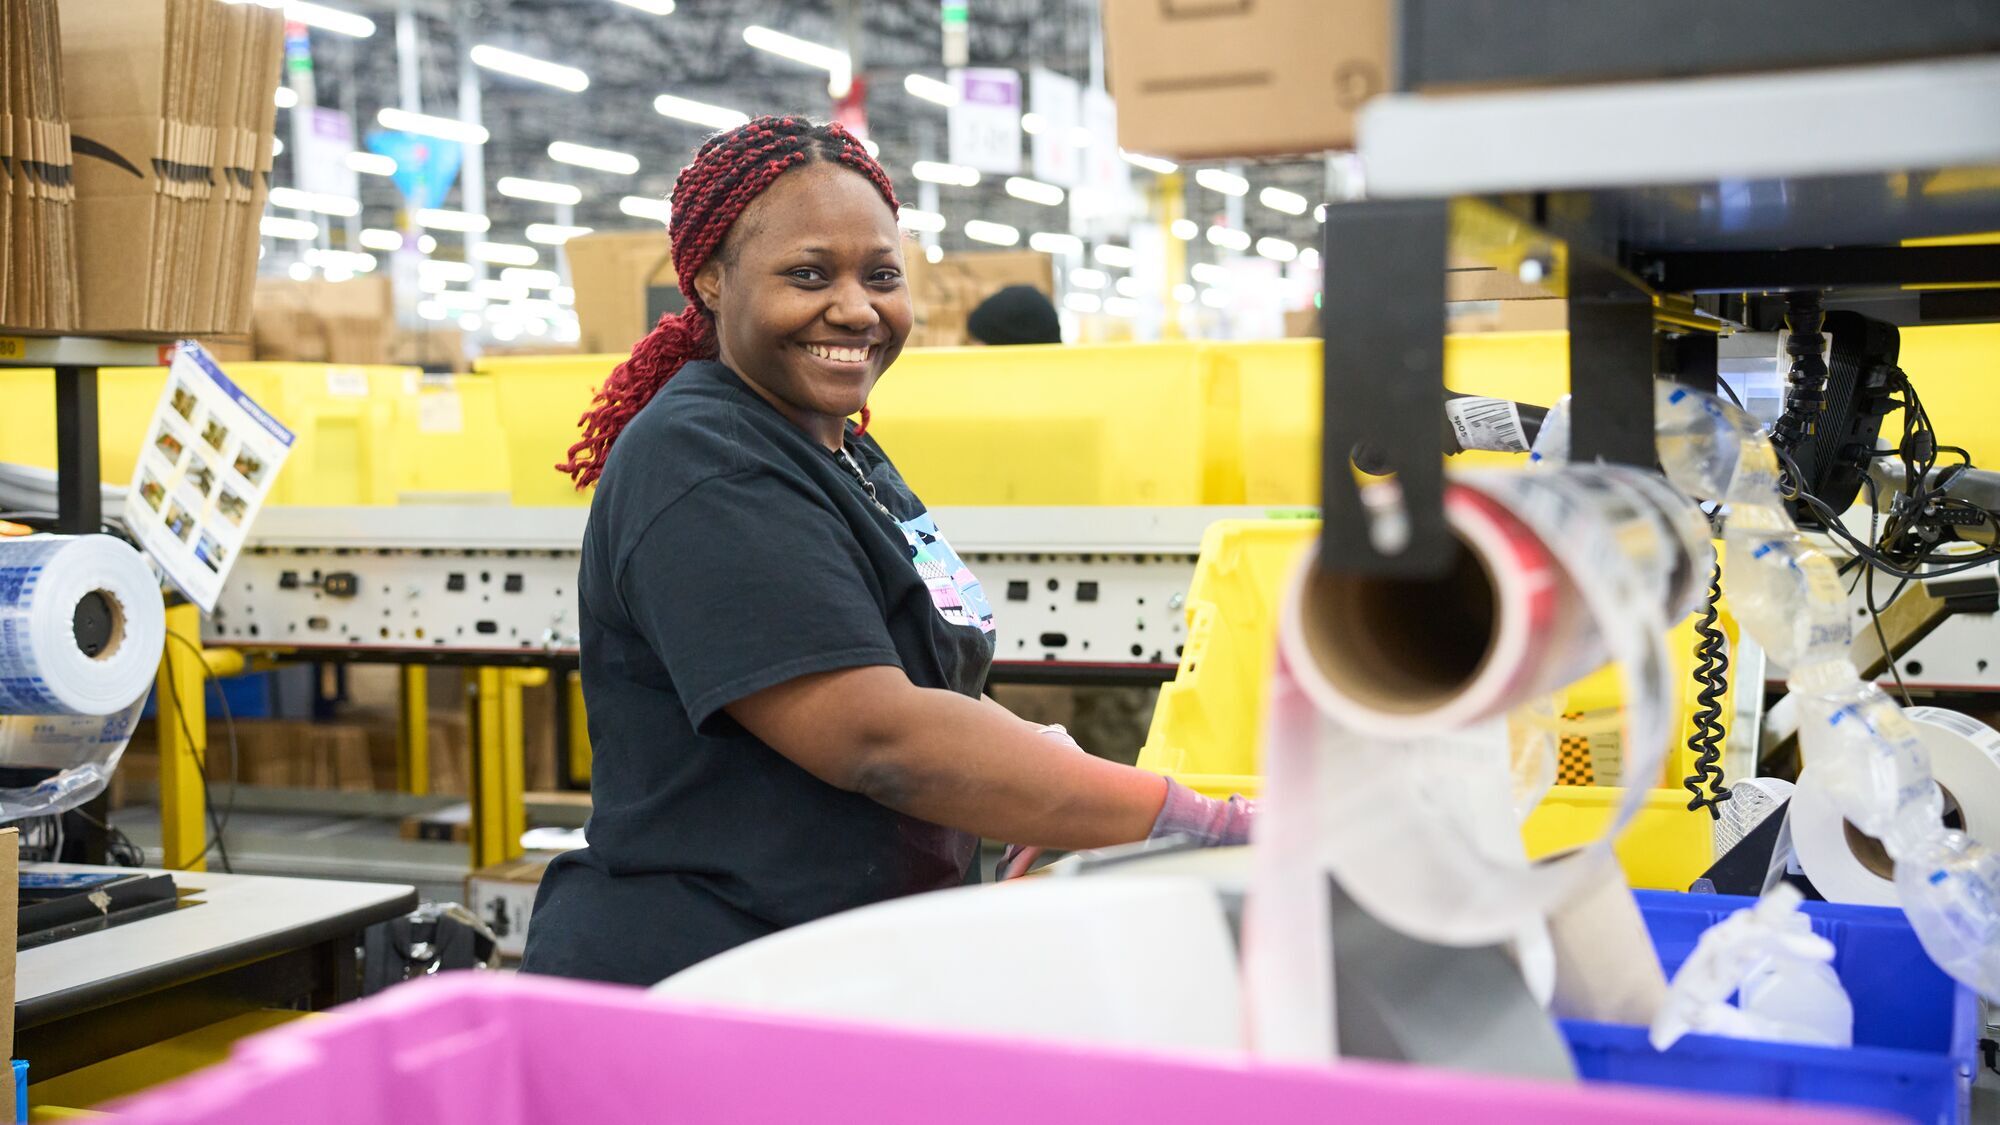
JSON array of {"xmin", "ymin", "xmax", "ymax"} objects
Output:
[{"xmin": 16, "ymin": 864, "xmax": 417, "ymax": 1084}]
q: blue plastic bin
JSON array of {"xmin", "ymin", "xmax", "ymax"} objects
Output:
[{"xmin": 1564, "ymin": 890, "xmax": 1979, "ymax": 1124}]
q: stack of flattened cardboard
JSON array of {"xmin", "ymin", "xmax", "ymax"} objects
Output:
[
  {"xmin": 57, "ymin": 0, "xmax": 281, "ymax": 335},
  {"xmin": 2, "ymin": 0, "xmax": 81, "ymax": 330}
]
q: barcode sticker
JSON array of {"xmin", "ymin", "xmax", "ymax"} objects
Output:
[
  {"xmin": 1907, "ymin": 706, "xmax": 2000, "ymax": 762},
  {"xmin": 1445, "ymin": 397, "xmax": 1529, "ymax": 453}
]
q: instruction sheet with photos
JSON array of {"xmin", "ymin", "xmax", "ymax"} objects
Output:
[{"xmin": 127, "ymin": 342, "xmax": 294, "ymax": 612}]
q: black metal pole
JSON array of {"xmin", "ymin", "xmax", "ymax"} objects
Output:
[{"xmin": 53, "ymin": 365, "xmax": 102, "ymax": 535}]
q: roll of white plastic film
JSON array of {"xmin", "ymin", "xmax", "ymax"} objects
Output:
[
  {"xmin": 1274, "ymin": 466, "xmax": 1701, "ymax": 947},
  {"xmin": 1794, "ymin": 709, "xmax": 2000, "ymax": 907},
  {"xmin": 1245, "ymin": 463, "xmax": 1701, "ymax": 1059},
  {"xmin": 1655, "ymin": 382, "xmax": 2000, "ymax": 1002},
  {"xmin": 0, "ymin": 535, "xmax": 165, "ymax": 716}
]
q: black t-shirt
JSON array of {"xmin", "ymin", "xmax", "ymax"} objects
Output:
[{"xmin": 519, "ymin": 359, "xmax": 998, "ymax": 986}]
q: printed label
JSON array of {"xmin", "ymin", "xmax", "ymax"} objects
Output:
[
  {"xmin": 1444, "ymin": 397, "xmax": 1529, "ymax": 454},
  {"xmin": 325, "ymin": 367, "xmax": 369, "ymax": 397},
  {"xmin": 897, "ymin": 512, "xmax": 996, "ymax": 634},
  {"xmin": 0, "ymin": 336, "xmax": 24, "ymax": 360},
  {"xmin": 1907, "ymin": 707, "xmax": 2000, "ymax": 764}
]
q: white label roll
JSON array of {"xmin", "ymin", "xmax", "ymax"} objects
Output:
[
  {"xmin": 0, "ymin": 536, "xmax": 166, "ymax": 716},
  {"xmin": 1795, "ymin": 707, "xmax": 2000, "ymax": 906}
]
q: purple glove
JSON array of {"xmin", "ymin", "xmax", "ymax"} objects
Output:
[{"xmin": 1149, "ymin": 777, "xmax": 1255, "ymax": 846}]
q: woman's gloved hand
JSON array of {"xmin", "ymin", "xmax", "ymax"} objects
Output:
[
  {"xmin": 1148, "ymin": 776, "xmax": 1255, "ymax": 847},
  {"xmin": 995, "ymin": 725, "xmax": 1082, "ymax": 881}
]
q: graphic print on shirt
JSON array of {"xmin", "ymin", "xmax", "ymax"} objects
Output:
[{"xmin": 896, "ymin": 511, "xmax": 996, "ymax": 634}]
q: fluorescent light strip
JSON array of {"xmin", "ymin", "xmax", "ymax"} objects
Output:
[
  {"xmin": 1314, "ymin": 203, "xmax": 1327, "ymax": 223},
  {"xmin": 419, "ymin": 260, "xmax": 477, "ymax": 283},
  {"xmin": 274, "ymin": 87, "xmax": 298, "ymax": 109},
  {"xmin": 283, "ymin": 1, "xmax": 374, "ymax": 38},
  {"xmin": 963, "ymin": 220, "xmax": 1019, "ymax": 247},
  {"xmin": 862, "ymin": 138, "xmax": 880, "ymax": 158},
  {"xmin": 742, "ymin": 26, "xmax": 851, "ymax": 96},
  {"xmin": 501, "ymin": 267, "xmax": 562, "ymax": 290},
  {"xmin": 903, "ymin": 73, "xmax": 958, "ymax": 107},
  {"xmin": 1194, "ymin": 168, "xmax": 1249, "ymax": 197},
  {"xmin": 1200, "ymin": 288, "xmax": 1231, "ymax": 308},
  {"xmin": 1169, "ymin": 219, "xmax": 1198, "ymax": 241},
  {"xmin": 552, "ymin": 286, "xmax": 576, "ymax": 306},
  {"xmin": 379, "ymin": 107, "xmax": 489, "ymax": 146},
  {"xmin": 654, "ymin": 94, "xmax": 749, "ymax": 129},
  {"xmin": 1029, "ymin": 232, "xmax": 1082, "ymax": 256},
  {"xmin": 268, "ymin": 187, "xmax": 361, "ymax": 217},
  {"xmin": 1067, "ymin": 126, "xmax": 1094, "ymax": 150},
  {"xmin": 1067, "ymin": 267, "xmax": 1106, "ymax": 290},
  {"xmin": 346, "ymin": 152, "xmax": 397, "ymax": 176},
  {"xmin": 272, "ymin": 137, "xmax": 284, "ymax": 156},
  {"xmin": 415, "ymin": 208, "xmax": 491, "ymax": 233},
  {"xmin": 304, "ymin": 248, "xmax": 377, "ymax": 273},
  {"xmin": 434, "ymin": 290, "xmax": 488, "ymax": 311},
  {"xmin": 1173, "ymin": 283, "xmax": 1196, "ymax": 304},
  {"xmin": 1299, "ymin": 247, "xmax": 1321, "ymax": 270},
  {"xmin": 470, "ymin": 45, "xmax": 589, "ymax": 92},
  {"xmin": 1114, "ymin": 276, "xmax": 1144, "ymax": 298},
  {"xmin": 1255, "ymin": 236, "xmax": 1299, "ymax": 262},
  {"xmin": 358, "ymin": 228, "xmax": 404, "ymax": 252},
  {"xmin": 1206, "ymin": 225, "xmax": 1251, "ymax": 251},
  {"xmin": 1102, "ymin": 296, "xmax": 1141, "ymax": 318},
  {"xmin": 611, "ymin": 0, "xmax": 675, "ymax": 13},
  {"xmin": 260, "ymin": 216, "xmax": 318, "ymax": 241},
  {"xmin": 620, "ymin": 196, "xmax": 673, "ymax": 224},
  {"xmin": 1092, "ymin": 244, "xmax": 1136, "ymax": 269},
  {"xmin": 471, "ymin": 242, "xmax": 540, "ymax": 267},
  {"xmin": 548, "ymin": 141, "xmax": 639, "ymax": 175},
  {"xmin": 1120, "ymin": 150, "xmax": 1177, "ymax": 175},
  {"xmin": 527, "ymin": 223, "xmax": 594, "ymax": 245},
  {"xmin": 896, "ymin": 208, "xmax": 946, "ymax": 233},
  {"xmin": 1005, "ymin": 176, "xmax": 1065, "ymax": 206},
  {"xmin": 497, "ymin": 177, "xmax": 583, "ymax": 206},
  {"xmin": 1190, "ymin": 263, "xmax": 1230, "ymax": 287},
  {"xmin": 924, "ymin": 245, "xmax": 944, "ymax": 263},
  {"xmin": 418, "ymin": 301, "xmax": 447, "ymax": 321},
  {"xmin": 476, "ymin": 279, "xmax": 531, "ymax": 301},
  {"xmin": 911, "ymin": 161, "xmax": 978, "ymax": 187},
  {"xmin": 1258, "ymin": 186, "xmax": 1308, "ymax": 215},
  {"xmin": 1063, "ymin": 292, "xmax": 1102, "ymax": 314}
]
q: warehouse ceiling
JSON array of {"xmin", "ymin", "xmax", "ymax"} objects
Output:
[{"xmin": 288, "ymin": 0, "xmax": 1329, "ymax": 264}]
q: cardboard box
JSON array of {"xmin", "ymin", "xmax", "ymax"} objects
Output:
[
  {"xmin": 562, "ymin": 229, "xmax": 678, "ymax": 356},
  {"xmin": 1448, "ymin": 298, "xmax": 1569, "ymax": 334},
  {"xmin": 904, "ymin": 249, "xmax": 1056, "ymax": 348},
  {"xmin": 1445, "ymin": 255, "xmax": 1557, "ymax": 303},
  {"xmin": 1103, "ymin": 0, "xmax": 1391, "ymax": 159},
  {"xmin": 466, "ymin": 851, "xmax": 557, "ymax": 959},
  {"xmin": 1, "ymin": 826, "xmax": 16, "ymax": 1114},
  {"xmin": 58, "ymin": 0, "xmax": 281, "ymax": 334},
  {"xmin": 251, "ymin": 275, "xmax": 394, "ymax": 365}
]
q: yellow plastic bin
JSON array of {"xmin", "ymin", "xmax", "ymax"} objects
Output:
[
  {"xmin": 1137, "ymin": 517, "xmax": 1730, "ymax": 891},
  {"xmin": 472, "ymin": 354, "xmax": 616, "ymax": 507},
  {"xmin": 866, "ymin": 342, "xmax": 1241, "ymax": 505}
]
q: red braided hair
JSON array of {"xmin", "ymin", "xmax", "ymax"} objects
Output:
[{"xmin": 558, "ymin": 116, "xmax": 901, "ymax": 488}]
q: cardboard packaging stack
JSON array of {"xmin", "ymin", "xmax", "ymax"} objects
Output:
[
  {"xmin": 903, "ymin": 249, "xmax": 1055, "ymax": 348},
  {"xmin": 2, "ymin": 0, "xmax": 81, "ymax": 331},
  {"xmin": 57, "ymin": 0, "xmax": 283, "ymax": 335}
]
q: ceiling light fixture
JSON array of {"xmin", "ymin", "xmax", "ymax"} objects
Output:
[
  {"xmin": 548, "ymin": 141, "xmax": 639, "ymax": 175},
  {"xmin": 470, "ymin": 45, "xmax": 589, "ymax": 92},
  {"xmin": 653, "ymin": 94, "xmax": 749, "ymax": 129},
  {"xmin": 378, "ymin": 107, "xmax": 489, "ymax": 146},
  {"xmin": 497, "ymin": 177, "xmax": 583, "ymax": 206}
]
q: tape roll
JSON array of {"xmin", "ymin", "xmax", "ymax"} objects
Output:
[
  {"xmin": 0, "ymin": 535, "xmax": 165, "ymax": 716},
  {"xmin": 1794, "ymin": 709, "xmax": 2000, "ymax": 906}
]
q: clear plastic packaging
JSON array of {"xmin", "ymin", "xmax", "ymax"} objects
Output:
[
  {"xmin": 1653, "ymin": 380, "xmax": 2000, "ymax": 1003},
  {"xmin": 1650, "ymin": 884, "xmax": 1852, "ymax": 1051}
]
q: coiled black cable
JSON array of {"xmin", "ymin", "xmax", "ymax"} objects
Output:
[{"xmin": 1683, "ymin": 558, "xmax": 1733, "ymax": 818}]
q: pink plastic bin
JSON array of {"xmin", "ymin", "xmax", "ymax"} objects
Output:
[{"xmin": 113, "ymin": 974, "xmax": 1886, "ymax": 1124}]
